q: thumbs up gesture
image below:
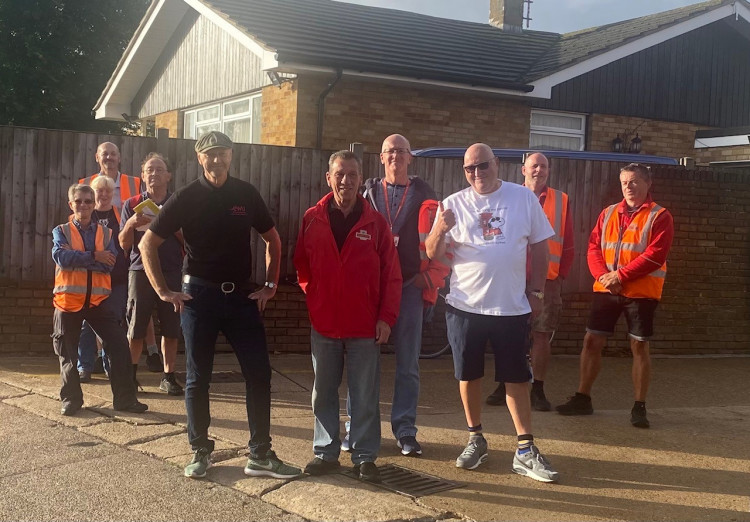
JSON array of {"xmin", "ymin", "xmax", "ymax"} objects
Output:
[{"xmin": 435, "ymin": 201, "xmax": 456, "ymax": 235}]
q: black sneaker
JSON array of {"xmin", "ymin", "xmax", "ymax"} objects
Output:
[
  {"xmin": 114, "ymin": 400, "xmax": 148, "ymax": 414},
  {"xmin": 530, "ymin": 387, "xmax": 551, "ymax": 411},
  {"xmin": 630, "ymin": 404, "xmax": 650, "ymax": 428},
  {"xmin": 61, "ymin": 401, "xmax": 82, "ymax": 416},
  {"xmin": 304, "ymin": 457, "xmax": 340, "ymax": 475},
  {"xmin": 159, "ymin": 375, "xmax": 184, "ymax": 396},
  {"xmin": 486, "ymin": 383, "xmax": 506, "ymax": 406},
  {"xmin": 146, "ymin": 352, "xmax": 162, "ymax": 373},
  {"xmin": 78, "ymin": 370, "xmax": 91, "ymax": 383},
  {"xmin": 355, "ymin": 461, "xmax": 381, "ymax": 483},
  {"xmin": 556, "ymin": 392, "xmax": 594, "ymax": 415}
]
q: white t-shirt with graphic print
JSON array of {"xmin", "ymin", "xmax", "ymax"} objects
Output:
[{"xmin": 439, "ymin": 181, "xmax": 553, "ymax": 317}]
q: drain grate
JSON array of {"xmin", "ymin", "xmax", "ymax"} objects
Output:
[
  {"xmin": 342, "ymin": 464, "xmax": 464, "ymax": 498},
  {"xmin": 175, "ymin": 371, "xmax": 246, "ymax": 383}
]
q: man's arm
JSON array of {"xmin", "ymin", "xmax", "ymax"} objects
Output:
[
  {"xmin": 119, "ymin": 203, "xmax": 152, "ymax": 251},
  {"xmin": 141, "ymin": 229, "xmax": 191, "ymax": 312},
  {"xmin": 375, "ymin": 220, "xmax": 402, "ymax": 345},
  {"xmin": 248, "ymin": 227, "xmax": 281, "ymax": 311},
  {"xmin": 617, "ymin": 210, "xmax": 674, "ymax": 282},
  {"xmin": 292, "ymin": 218, "xmax": 311, "ymax": 293},
  {"xmin": 425, "ymin": 202, "xmax": 455, "ymax": 260},
  {"xmin": 52, "ymin": 226, "xmax": 115, "ymax": 271},
  {"xmin": 527, "ymin": 239, "xmax": 549, "ymax": 317}
]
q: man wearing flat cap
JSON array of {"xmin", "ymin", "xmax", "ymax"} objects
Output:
[{"xmin": 140, "ymin": 131, "xmax": 301, "ymax": 480}]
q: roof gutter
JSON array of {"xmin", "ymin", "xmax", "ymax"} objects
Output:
[{"xmin": 316, "ymin": 69, "xmax": 343, "ymax": 150}]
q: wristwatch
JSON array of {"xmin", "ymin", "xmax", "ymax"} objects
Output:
[
  {"xmin": 264, "ymin": 281, "xmax": 276, "ymax": 289},
  {"xmin": 527, "ymin": 289, "xmax": 544, "ymax": 300}
]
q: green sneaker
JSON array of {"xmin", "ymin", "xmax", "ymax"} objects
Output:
[
  {"xmin": 244, "ymin": 450, "xmax": 302, "ymax": 479},
  {"xmin": 184, "ymin": 448, "xmax": 212, "ymax": 479}
]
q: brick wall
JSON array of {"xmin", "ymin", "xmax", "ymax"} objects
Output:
[
  {"xmin": 695, "ymin": 144, "xmax": 750, "ymax": 165},
  {"xmin": 292, "ymin": 76, "xmax": 531, "ymax": 151},
  {"xmin": 588, "ymin": 113, "xmax": 711, "ymax": 159},
  {"xmin": 154, "ymin": 110, "xmax": 181, "ymax": 138},
  {"xmin": 260, "ymin": 82, "xmax": 298, "ymax": 146},
  {"xmin": 0, "ymin": 280, "xmax": 312, "ymax": 356}
]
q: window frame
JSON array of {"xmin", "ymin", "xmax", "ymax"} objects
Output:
[
  {"xmin": 529, "ymin": 109, "xmax": 586, "ymax": 151},
  {"xmin": 183, "ymin": 93, "xmax": 262, "ymax": 144}
]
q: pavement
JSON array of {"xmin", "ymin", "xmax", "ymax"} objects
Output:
[{"xmin": 0, "ymin": 352, "xmax": 749, "ymax": 522}]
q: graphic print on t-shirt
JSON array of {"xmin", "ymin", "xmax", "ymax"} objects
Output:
[{"xmin": 477, "ymin": 207, "xmax": 507, "ymax": 242}]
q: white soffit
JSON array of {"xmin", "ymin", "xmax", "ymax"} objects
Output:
[
  {"xmin": 695, "ymin": 135, "xmax": 750, "ymax": 148},
  {"xmin": 96, "ymin": 0, "xmax": 279, "ymax": 120},
  {"xmin": 528, "ymin": 3, "xmax": 749, "ymax": 99}
]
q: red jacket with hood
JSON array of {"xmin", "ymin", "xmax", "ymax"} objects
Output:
[{"xmin": 294, "ymin": 193, "xmax": 402, "ymax": 339}]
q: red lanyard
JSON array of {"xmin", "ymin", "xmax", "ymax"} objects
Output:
[{"xmin": 381, "ymin": 178, "xmax": 410, "ymax": 230}]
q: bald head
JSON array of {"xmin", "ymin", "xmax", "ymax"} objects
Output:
[
  {"xmin": 463, "ymin": 143, "xmax": 500, "ymax": 195},
  {"xmin": 522, "ymin": 152, "xmax": 549, "ymax": 196},
  {"xmin": 96, "ymin": 142, "xmax": 121, "ymax": 179},
  {"xmin": 380, "ymin": 133, "xmax": 412, "ymax": 184}
]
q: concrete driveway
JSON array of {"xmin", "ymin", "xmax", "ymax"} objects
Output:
[{"xmin": 0, "ymin": 353, "xmax": 748, "ymax": 521}]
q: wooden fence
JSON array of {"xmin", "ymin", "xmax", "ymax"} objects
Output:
[
  {"xmin": 2, "ymin": 125, "xmax": 750, "ymax": 355},
  {"xmin": 0, "ymin": 125, "xmax": 636, "ymax": 291}
]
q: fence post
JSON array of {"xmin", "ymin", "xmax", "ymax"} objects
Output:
[
  {"xmin": 349, "ymin": 142, "xmax": 364, "ymax": 160},
  {"xmin": 679, "ymin": 157, "xmax": 695, "ymax": 169},
  {"xmin": 156, "ymin": 127, "xmax": 169, "ymax": 156}
]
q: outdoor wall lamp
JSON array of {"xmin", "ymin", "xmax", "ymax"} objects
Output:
[
  {"xmin": 612, "ymin": 129, "xmax": 644, "ymax": 154},
  {"xmin": 629, "ymin": 134, "xmax": 642, "ymax": 153},
  {"xmin": 612, "ymin": 134, "xmax": 623, "ymax": 153}
]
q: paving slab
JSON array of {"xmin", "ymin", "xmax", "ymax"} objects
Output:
[
  {"xmin": 207, "ymin": 456, "xmax": 296, "ymax": 498},
  {"xmin": 264, "ymin": 473, "xmax": 442, "ymax": 522},
  {"xmin": 80, "ymin": 419, "xmax": 185, "ymax": 446},
  {"xmin": 0, "ymin": 381, "xmax": 28, "ymax": 399},
  {"xmin": 0, "ymin": 402, "xmax": 114, "ymax": 479},
  {"xmin": 132, "ymin": 433, "xmax": 242, "ymax": 462},
  {"xmin": 0, "ymin": 450, "xmax": 298, "ymax": 521},
  {"xmin": 4, "ymin": 394, "xmax": 107, "ymax": 428}
]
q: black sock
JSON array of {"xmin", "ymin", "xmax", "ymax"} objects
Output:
[
  {"xmin": 163, "ymin": 372, "xmax": 173, "ymax": 380},
  {"xmin": 518, "ymin": 434, "xmax": 534, "ymax": 454},
  {"xmin": 634, "ymin": 401, "xmax": 646, "ymax": 409},
  {"xmin": 532, "ymin": 380, "xmax": 544, "ymax": 392},
  {"xmin": 468, "ymin": 424, "xmax": 483, "ymax": 438}
]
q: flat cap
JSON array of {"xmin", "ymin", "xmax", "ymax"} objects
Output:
[{"xmin": 195, "ymin": 131, "xmax": 233, "ymax": 153}]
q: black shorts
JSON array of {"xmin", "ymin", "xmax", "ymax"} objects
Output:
[
  {"xmin": 126, "ymin": 270, "xmax": 182, "ymax": 340},
  {"xmin": 586, "ymin": 293, "xmax": 659, "ymax": 341},
  {"xmin": 446, "ymin": 305, "xmax": 532, "ymax": 383}
]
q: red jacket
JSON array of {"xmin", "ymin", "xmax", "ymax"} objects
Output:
[{"xmin": 294, "ymin": 193, "xmax": 402, "ymax": 339}]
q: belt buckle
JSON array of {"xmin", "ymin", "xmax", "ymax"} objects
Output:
[{"xmin": 220, "ymin": 282, "xmax": 235, "ymax": 295}]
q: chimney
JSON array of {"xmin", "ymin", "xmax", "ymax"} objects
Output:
[{"xmin": 489, "ymin": 0, "xmax": 525, "ymax": 33}]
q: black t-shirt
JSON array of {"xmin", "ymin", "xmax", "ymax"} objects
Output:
[
  {"xmin": 91, "ymin": 208, "xmax": 128, "ymax": 286},
  {"xmin": 150, "ymin": 175, "xmax": 274, "ymax": 282},
  {"xmin": 328, "ymin": 199, "xmax": 363, "ymax": 251}
]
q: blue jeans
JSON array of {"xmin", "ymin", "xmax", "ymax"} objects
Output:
[
  {"xmin": 181, "ymin": 282, "xmax": 272, "ymax": 458},
  {"xmin": 78, "ymin": 283, "xmax": 127, "ymax": 374},
  {"xmin": 311, "ymin": 328, "xmax": 381, "ymax": 465},
  {"xmin": 390, "ymin": 282, "xmax": 423, "ymax": 439}
]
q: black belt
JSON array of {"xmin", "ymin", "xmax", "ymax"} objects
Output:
[{"xmin": 182, "ymin": 275, "xmax": 254, "ymax": 294}]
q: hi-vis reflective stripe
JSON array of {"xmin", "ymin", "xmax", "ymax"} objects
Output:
[
  {"xmin": 601, "ymin": 204, "xmax": 663, "ymax": 272},
  {"xmin": 123, "ymin": 175, "xmax": 138, "ymax": 197}
]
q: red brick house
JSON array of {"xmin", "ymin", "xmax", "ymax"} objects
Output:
[{"xmin": 95, "ymin": 0, "xmax": 750, "ymax": 165}]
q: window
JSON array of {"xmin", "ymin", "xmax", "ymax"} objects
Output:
[
  {"xmin": 183, "ymin": 94, "xmax": 262, "ymax": 144},
  {"xmin": 529, "ymin": 110, "xmax": 586, "ymax": 151}
]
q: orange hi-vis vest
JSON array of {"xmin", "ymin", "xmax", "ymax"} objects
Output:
[
  {"xmin": 541, "ymin": 187, "xmax": 568, "ymax": 280},
  {"xmin": 53, "ymin": 222, "xmax": 112, "ymax": 312},
  {"xmin": 417, "ymin": 199, "xmax": 451, "ymax": 306},
  {"xmin": 593, "ymin": 202, "xmax": 667, "ymax": 300},
  {"xmin": 79, "ymin": 173, "xmax": 141, "ymax": 212}
]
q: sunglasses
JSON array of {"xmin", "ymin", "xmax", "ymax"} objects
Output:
[
  {"xmin": 463, "ymin": 160, "xmax": 493, "ymax": 174},
  {"xmin": 72, "ymin": 199, "xmax": 94, "ymax": 205}
]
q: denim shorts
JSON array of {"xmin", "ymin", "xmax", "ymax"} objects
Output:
[
  {"xmin": 446, "ymin": 305, "xmax": 532, "ymax": 383},
  {"xmin": 586, "ymin": 293, "xmax": 659, "ymax": 341}
]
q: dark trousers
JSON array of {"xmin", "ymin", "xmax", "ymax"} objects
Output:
[
  {"xmin": 52, "ymin": 301, "xmax": 138, "ymax": 409},
  {"xmin": 181, "ymin": 282, "xmax": 272, "ymax": 458}
]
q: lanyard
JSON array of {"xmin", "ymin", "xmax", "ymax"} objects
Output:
[{"xmin": 381, "ymin": 178, "xmax": 410, "ymax": 230}]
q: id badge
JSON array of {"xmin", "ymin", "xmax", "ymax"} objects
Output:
[{"xmin": 393, "ymin": 235, "xmax": 399, "ymax": 247}]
